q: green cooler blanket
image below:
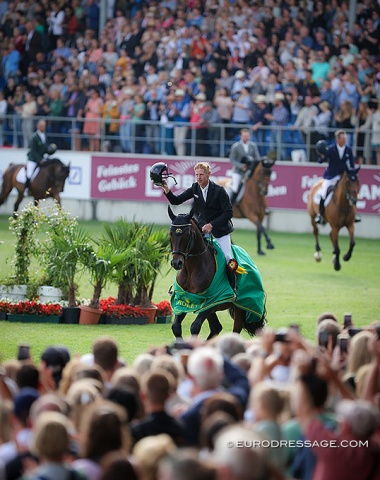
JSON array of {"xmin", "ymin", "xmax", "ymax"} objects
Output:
[{"xmin": 171, "ymin": 242, "xmax": 265, "ymax": 323}]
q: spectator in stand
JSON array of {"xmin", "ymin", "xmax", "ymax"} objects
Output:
[
  {"xmin": 251, "ymin": 94, "xmax": 270, "ymax": 156},
  {"xmin": 334, "ymin": 100, "xmax": 355, "ymax": 146},
  {"xmin": 265, "ymin": 92, "xmax": 290, "ymax": 161},
  {"xmin": 173, "ymin": 88, "xmax": 190, "ymax": 157},
  {"xmin": 131, "ymin": 93, "xmax": 146, "ymax": 154},
  {"xmin": 297, "ymin": 68, "xmax": 320, "ymax": 100},
  {"xmin": 83, "ymin": 88, "xmax": 103, "ymax": 152},
  {"xmin": 310, "ymin": 100, "xmax": 333, "ymax": 162},
  {"xmin": 101, "ymin": 88, "xmax": 119, "ymax": 152},
  {"xmin": 292, "ymin": 95, "xmax": 319, "ymax": 145},
  {"xmin": 354, "ymin": 99, "xmax": 373, "ymax": 164},
  {"xmin": 370, "ymin": 100, "xmax": 380, "ymax": 165},
  {"xmin": 47, "ymin": 1, "xmax": 65, "ymax": 50},
  {"xmin": 19, "ymin": 91, "xmax": 37, "ymax": 148},
  {"xmin": 231, "ymin": 86, "xmax": 252, "ymax": 138},
  {"xmin": 84, "ymin": 0, "xmax": 100, "ymax": 37},
  {"xmin": 311, "ymin": 51, "xmax": 331, "ymax": 88}
]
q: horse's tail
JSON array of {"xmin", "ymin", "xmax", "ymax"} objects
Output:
[
  {"xmin": 229, "ymin": 296, "xmax": 267, "ymax": 337},
  {"xmin": 0, "ymin": 164, "xmax": 16, "ymax": 206}
]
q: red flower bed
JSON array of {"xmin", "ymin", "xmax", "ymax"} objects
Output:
[
  {"xmin": 7, "ymin": 301, "xmax": 62, "ymax": 316},
  {"xmin": 154, "ymin": 300, "xmax": 172, "ymax": 316},
  {"xmin": 99, "ymin": 297, "xmax": 146, "ymax": 318}
]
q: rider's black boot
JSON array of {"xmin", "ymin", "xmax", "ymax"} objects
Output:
[
  {"xmin": 24, "ymin": 178, "xmax": 31, "ymax": 195},
  {"xmin": 315, "ymin": 198, "xmax": 325, "ymax": 224},
  {"xmin": 226, "ymin": 263, "xmax": 237, "ymax": 299},
  {"xmin": 230, "ymin": 191, "xmax": 238, "ymax": 205}
]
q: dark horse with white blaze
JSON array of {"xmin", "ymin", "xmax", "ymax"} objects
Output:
[
  {"xmin": 307, "ymin": 166, "xmax": 360, "ymax": 271},
  {"xmin": 221, "ymin": 158, "xmax": 275, "ymax": 255},
  {"xmin": 168, "ymin": 206, "xmax": 266, "ymax": 339},
  {"xmin": 0, "ymin": 158, "xmax": 70, "ymax": 212}
]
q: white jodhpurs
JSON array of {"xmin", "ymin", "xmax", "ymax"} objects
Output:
[
  {"xmin": 26, "ymin": 161, "xmax": 40, "ymax": 180},
  {"xmin": 319, "ymin": 175, "xmax": 340, "ymax": 200},
  {"xmin": 215, "ymin": 234, "xmax": 232, "ymax": 263},
  {"xmin": 232, "ymin": 172, "xmax": 242, "ymax": 193}
]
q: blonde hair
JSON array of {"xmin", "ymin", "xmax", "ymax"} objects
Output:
[
  {"xmin": 250, "ymin": 383, "xmax": 284, "ymax": 419},
  {"xmin": 346, "ymin": 331, "xmax": 373, "ymax": 376},
  {"xmin": 194, "ymin": 162, "xmax": 210, "ymax": 174},
  {"xmin": 32, "ymin": 411, "xmax": 70, "ymax": 461},
  {"xmin": 0, "ymin": 401, "xmax": 13, "ymax": 443},
  {"xmin": 133, "ymin": 434, "xmax": 176, "ymax": 480},
  {"xmin": 355, "ymin": 363, "xmax": 380, "ymax": 397}
]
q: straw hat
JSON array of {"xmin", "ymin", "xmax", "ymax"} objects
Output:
[
  {"xmin": 274, "ymin": 92, "xmax": 285, "ymax": 101},
  {"xmin": 174, "ymin": 89, "xmax": 185, "ymax": 96},
  {"xmin": 195, "ymin": 93, "xmax": 206, "ymax": 101},
  {"xmin": 235, "ymin": 70, "xmax": 245, "ymax": 79},
  {"xmin": 254, "ymin": 94, "xmax": 267, "ymax": 103}
]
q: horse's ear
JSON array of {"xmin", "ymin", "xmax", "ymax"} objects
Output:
[
  {"xmin": 187, "ymin": 207, "xmax": 195, "ymax": 222},
  {"xmin": 168, "ymin": 205, "xmax": 176, "ymax": 221}
]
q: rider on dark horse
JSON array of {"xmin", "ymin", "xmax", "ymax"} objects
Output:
[
  {"xmin": 25, "ymin": 119, "xmax": 56, "ymax": 194},
  {"xmin": 152, "ymin": 161, "xmax": 240, "ymax": 295},
  {"xmin": 229, "ymin": 128, "xmax": 261, "ymax": 205},
  {"xmin": 315, "ymin": 130, "xmax": 361, "ymax": 224}
]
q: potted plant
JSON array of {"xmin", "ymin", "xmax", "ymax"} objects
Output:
[
  {"xmin": 154, "ymin": 300, "xmax": 173, "ymax": 324},
  {"xmin": 0, "ymin": 300, "xmax": 11, "ymax": 320},
  {"xmin": 78, "ymin": 237, "xmax": 131, "ymax": 324},
  {"xmin": 7, "ymin": 300, "xmax": 62, "ymax": 323}
]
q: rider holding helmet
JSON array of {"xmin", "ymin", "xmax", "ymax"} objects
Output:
[
  {"xmin": 25, "ymin": 119, "xmax": 56, "ymax": 193},
  {"xmin": 151, "ymin": 161, "xmax": 239, "ymax": 295},
  {"xmin": 315, "ymin": 130, "xmax": 360, "ymax": 224}
]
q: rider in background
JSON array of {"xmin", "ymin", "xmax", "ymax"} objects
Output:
[
  {"xmin": 315, "ymin": 130, "xmax": 360, "ymax": 224},
  {"xmin": 25, "ymin": 119, "xmax": 49, "ymax": 193},
  {"xmin": 161, "ymin": 161, "xmax": 238, "ymax": 294},
  {"xmin": 229, "ymin": 128, "xmax": 261, "ymax": 205}
]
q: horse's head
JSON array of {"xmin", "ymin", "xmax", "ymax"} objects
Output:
[
  {"xmin": 343, "ymin": 166, "xmax": 360, "ymax": 206},
  {"xmin": 253, "ymin": 157, "xmax": 275, "ymax": 196},
  {"xmin": 168, "ymin": 206, "xmax": 198, "ymax": 270},
  {"xmin": 50, "ymin": 159, "xmax": 70, "ymax": 192}
]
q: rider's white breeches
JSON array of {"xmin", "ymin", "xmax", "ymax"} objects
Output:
[
  {"xmin": 232, "ymin": 172, "xmax": 242, "ymax": 193},
  {"xmin": 319, "ymin": 176, "xmax": 340, "ymax": 200},
  {"xmin": 215, "ymin": 234, "xmax": 232, "ymax": 263},
  {"xmin": 26, "ymin": 161, "xmax": 39, "ymax": 180}
]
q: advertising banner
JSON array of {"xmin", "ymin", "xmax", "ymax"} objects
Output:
[{"xmin": 91, "ymin": 156, "xmax": 380, "ymax": 215}]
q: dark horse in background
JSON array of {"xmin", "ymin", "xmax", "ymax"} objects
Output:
[
  {"xmin": 0, "ymin": 159, "xmax": 70, "ymax": 212},
  {"xmin": 219, "ymin": 158, "xmax": 275, "ymax": 255},
  {"xmin": 168, "ymin": 207, "xmax": 266, "ymax": 340},
  {"xmin": 307, "ymin": 166, "xmax": 360, "ymax": 271}
]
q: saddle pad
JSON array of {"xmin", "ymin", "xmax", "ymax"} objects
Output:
[{"xmin": 15, "ymin": 166, "xmax": 40, "ymax": 184}]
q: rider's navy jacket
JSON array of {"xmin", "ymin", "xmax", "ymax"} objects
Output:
[
  {"xmin": 165, "ymin": 181, "xmax": 233, "ymax": 238},
  {"xmin": 321, "ymin": 144, "xmax": 355, "ymax": 180}
]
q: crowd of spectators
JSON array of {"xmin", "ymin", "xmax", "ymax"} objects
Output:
[
  {"xmin": 0, "ymin": 316, "xmax": 380, "ymax": 480},
  {"xmin": 0, "ymin": 0, "xmax": 380, "ymax": 163}
]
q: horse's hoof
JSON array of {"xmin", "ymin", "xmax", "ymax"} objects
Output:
[
  {"xmin": 343, "ymin": 254, "xmax": 351, "ymax": 262},
  {"xmin": 333, "ymin": 258, "xmax": 341, "ymax": 271},
  {"xmin": 258, "ymin": 250, "xmax": 265, "ymax": 256},
  {"xmin": 267, "ymin": 243, "xmax": 275, "ymax": 250},
  {"xmin": 314, "ymin": 251, "xmax": 322, "ymax": 262}
]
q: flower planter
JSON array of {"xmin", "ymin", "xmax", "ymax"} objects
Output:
[
  {"xmin": 38, "ymin": 286, "xmax": 63, "ymax": 303},
  {"xmin": 104, "ymin": 315, "xmax": 149, "ymax": 325},
  {"xmin": 156, "ymin": 315, "xmax": 173, "ymax": 324},
  {"xmin": 0, "ymin": 285, "xmax": 28, "ymax": 301},
  {"xmin": 7, "ymin": 314, "xmax": 61, "ymax": 324},
  {"xmin": 60, "ymin": 307, "xmax": 80, "ymax": 324},
  {"xmin": 0, "ymin": 312, "xmax": 7, "ymax": 321},
  {"xmin": 79, "ymin": 305, "xmax": 102, "ymax": 325},
  {"xmin": 136, "ymin": 305, "xmax": 158, "ymax": 324}
]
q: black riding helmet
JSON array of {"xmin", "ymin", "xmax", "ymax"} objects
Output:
[
  {"xmin": 316, "ymin": 139, "xmax": 328, "ymax": 158},
  {"xmin": 47, "ymin": 143, "xmax": 57, "ymax": 155},
  {"xmin": 149, "ymin": 162, "xmax": 177, "ymax": 186}
]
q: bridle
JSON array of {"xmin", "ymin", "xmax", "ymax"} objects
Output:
[
  {"xmin": 170, "ymin": 221, "xmax": 208, "ymax": 260},
  {"xmin": 253, "ymin": 167, "xmax": 271, "ymax": 196},
  {"xmin": 343, "ymin": 174, "xmax": 359, "ymax": 206}
]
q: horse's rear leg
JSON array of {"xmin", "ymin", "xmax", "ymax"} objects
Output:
[
  {"xmin": 0, "ymin": 181, "xmax": 14, "ymax": 207},
  {"xmin": 206, "ymin": 312, "xmax": 223, "ymax": 340},
  {"xmin": 311, "ymin": 218, "xmax": 322, "ymax": 262},
  {"xmin": 343, "ymin": 224, "xmax": 356, "ymax": 262},
  {"xmin": 330, "ymin": 228, "xmax": 341, "ymax": 271},
  {"xmin": 232, "ymin": 307, "xmax": 245, "ymax": 333},
  {"xmin": 256, "ymin": 221, "xmax": 274, "ymax": 255},
  {"xmin": 172, "ymin": 312, "xmax": 186, "ymax": 339}
]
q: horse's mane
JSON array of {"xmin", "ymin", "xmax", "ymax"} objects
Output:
[{"xmin": 41, "ymin": 158, "xmax": 65, "ymax": 168}]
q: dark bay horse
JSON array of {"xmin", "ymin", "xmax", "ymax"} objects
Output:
[
  {"xmin": 307, "ymin": 167, "xmax": 360, "ymax": 271},
  {"xmin": 168, "ymin": 207, "xmax": 266, "ymax": 339},
  {"xmin": 231, "ymin": 159, "xmax": 275, "ymax": 255},
  {"xmin": 0, "ymin": 158, "xmax": 70, "ymax": 212}
]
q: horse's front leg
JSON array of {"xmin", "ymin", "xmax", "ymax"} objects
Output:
[
  {"xmin": 330, "ymin": 227, "xmax": 341, "ymax": 271},
  {"xmin": 262, "ymin": 222, "xmax": 274, "ymax": 250},
  {"xmin": 256, "ymin": 222, "xmax": 265, "ymax": 255},
  {"xmin": 343, "ymin": 223, "xmax": 356, "ymax": 262},
  {"xmin": 14, "ymin": 190, "xmax": 25, "ymax": 213},
  {"xmin": 311, "ymin": 218, "xmax": 322, "ymax": 262},
  {"xmin": 172, "ymin": 312, "xmax": 186, "ymax": 339},
  {"xmin": 206, "ymin": 312, "xmax": 223, "ymax": 340},
  {"xmin": 190, "ymin": 311, "xmax": 209, "ymax": 336}
]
